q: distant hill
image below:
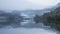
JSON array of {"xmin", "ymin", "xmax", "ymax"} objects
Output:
[{"xmin": 33, "ymin": 3, "xmax": 60, "ymax": 31}]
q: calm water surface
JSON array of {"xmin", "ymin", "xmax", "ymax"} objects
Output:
[{"xmin": 0, "ymin": 11, "xmax": 57, "ymax": 34}]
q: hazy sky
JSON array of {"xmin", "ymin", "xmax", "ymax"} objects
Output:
[{"xmin": 0, "ymin": 0, "xmax": 60, "ymax": 10}]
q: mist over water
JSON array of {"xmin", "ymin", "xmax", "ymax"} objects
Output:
[
  {"xmin": 0, "ymin": 10, "xmax": 57, "ymax": 34},
  {"xmin": 0, "ymin": 0, "xmax": 60, "ymax": 34}
]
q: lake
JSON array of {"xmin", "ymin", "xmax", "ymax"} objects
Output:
[{"xmin": 0, "ymin": 11, "xmax": 57, "ymax": 34}]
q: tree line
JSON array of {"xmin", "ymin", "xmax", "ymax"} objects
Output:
[{"xmin": 34, "ymin": 7, "xmax": 60, "ymax": 31}]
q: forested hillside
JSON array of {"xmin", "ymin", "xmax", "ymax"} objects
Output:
[{"xmin": 34, "ymin": 7, "xmax": 60, "ymax": 31}]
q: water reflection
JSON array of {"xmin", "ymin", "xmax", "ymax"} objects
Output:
[
  {"xmin": 0, "ymin": 28, "xmax": 57, "ymax": 34},
  {"xmin": 0, "ymin": 11, "xmax": 57, "ymax": 34}
]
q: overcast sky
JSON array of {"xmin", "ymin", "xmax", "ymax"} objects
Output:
[{"xmin": 0, "ymin": 0, "xmax": 60, "ymax": 10}]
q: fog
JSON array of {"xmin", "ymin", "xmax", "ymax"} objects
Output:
[
  {"xmin": 0, "ymin": 11, "xmax": 58, "ymax": 34},
  {"xmin": 0, "ymin": 0, "xmax": 60, "ymax": 34},
  {"xmin": 0, "ymin": 0, "xmax": 60, "ymax": 10},
  {"xmin": 0, "ymin": 10, "xmax": 51, "ymax": 28}
]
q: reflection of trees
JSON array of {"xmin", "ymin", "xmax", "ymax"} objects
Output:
[
  {"xmin": 0, "ymin": 10, "xmax": 23, "ymax": 28},
  {"xmin": 34, "ymin": 7, "xmax": 60, "ymax": 31},
  {"xmin": 34, "ymin": 15, "xmax": 40, "ymax": 23}
]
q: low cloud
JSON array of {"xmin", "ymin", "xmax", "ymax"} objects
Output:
[{"xmin": 0, "ymin": 10, "xmax": 23, "ymax": 28}]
